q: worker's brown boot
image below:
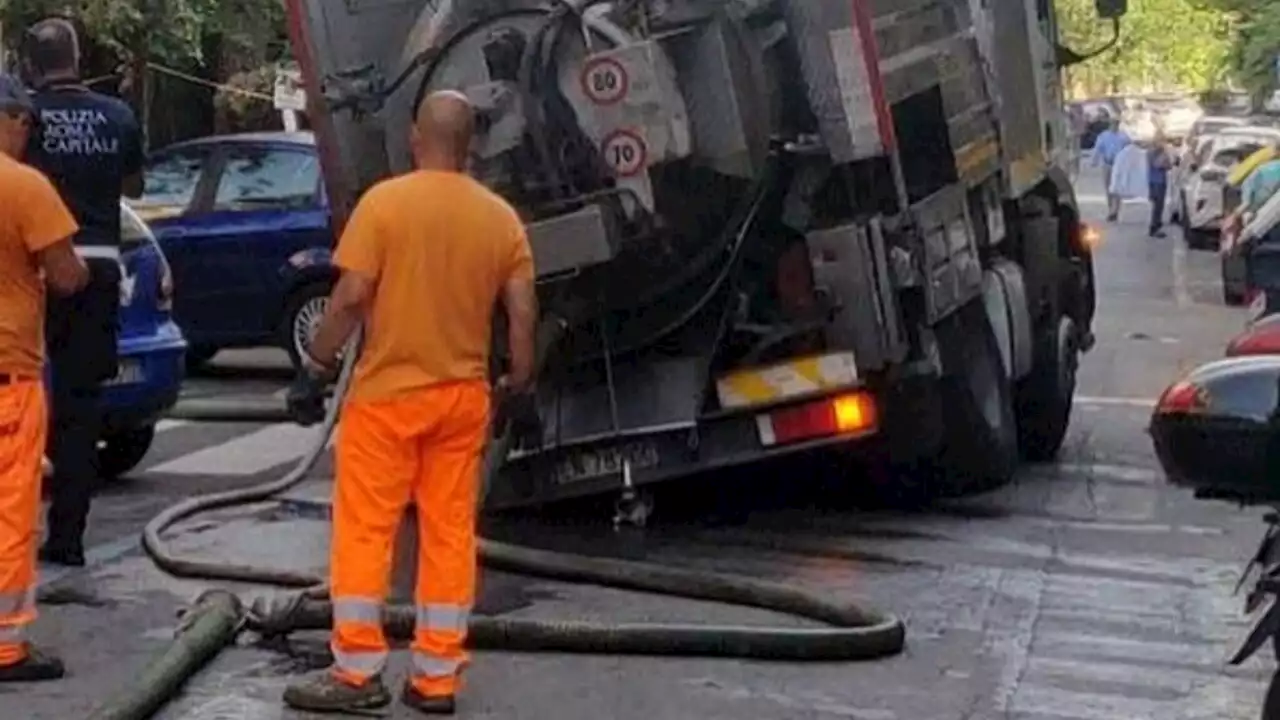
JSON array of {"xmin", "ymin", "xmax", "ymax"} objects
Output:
[
  {"xmin": 402, "ymin": 682, "xmax": 457, "ymax": 715},
  {"xmin": 282, "ymin": 671, "xmax": 391, "ymax": 713},
  {"xmin": 0, "ymin": 645, "xmax": 66, "ymax": 682}
]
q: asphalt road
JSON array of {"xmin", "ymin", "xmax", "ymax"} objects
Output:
[{"xmin": 13, "ymin": 172, "xmax": 1275, "ymax": 719}]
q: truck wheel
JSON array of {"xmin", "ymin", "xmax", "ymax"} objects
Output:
[
  {"xmin": 98, "ymin": 425, "xmax": 156, "ymax": 480},
  {"xmin": 1016, "ymin": 315, "xmax": 1078, "ymax": 462},
  {"xmin": 282, "ymin": 282, "xmax": 332, "ymax": 372},
  {"xmin": 923, "ymin": 302, "xmax": 1020, "ymax": 498}
]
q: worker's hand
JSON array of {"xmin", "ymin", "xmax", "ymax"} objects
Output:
[
  {"xmin": 494, "ymin": 378, "xmax": 542, "ymax": 448},
  {"xmin": 286, "ymin": 369, "xmax": 329, "ymax": 428}
]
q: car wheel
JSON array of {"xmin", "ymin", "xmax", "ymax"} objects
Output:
[
  {"xmin": 282, "ymin": 282, "xmax": 333, "ymax": 372},
  {"xmin": 98, "ymin": 425, "xmax": 156, "ymax": 480}
]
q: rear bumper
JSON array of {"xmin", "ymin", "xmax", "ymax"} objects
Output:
[
  {"xmin": 101, "ymin": 321, "xmax": 187, "ymax": 433},
  {"xmin": 488, "ymin": 407, "xmax": 881, "ymax": 511},
  {"xmin": 486, "ymin": 373, "xmax": 941, "ymax": 511}
]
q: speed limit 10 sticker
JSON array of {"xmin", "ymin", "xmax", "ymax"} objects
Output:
[
  {"xmin": 581, "ymin": 57, "xmax": 628, "ymax": 105},
  {"xmin": 601, "ymin": 129, "xmax": 647, "ymax": 177}
]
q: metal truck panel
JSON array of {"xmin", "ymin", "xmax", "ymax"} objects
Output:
[
  {"xmin": 525, "ymin": 204, "xmax": 620, "ymax": 279},
  {"xmin": 537, "ymin": 355, "xmax": 706, "ymax": 445},
  {"xmin": 664, "ymin": 17, "xmax": 769, "ymax": 178},
  {"xmin": 777, "ymin": 0, "xmax": 892, "ymax": 163},
  {"xmin": 714, "ymin": 352, "xmax": 860, "ymax": 410},
  {"xmin": 912, "ymin": 184, "xmax": 983, "ymax": 323},
  {"xmin": 563, "ymin": 40, "xmax": 693, "ymax": 211},
  {"xmin": 967, "ymin": 0, "xmax": 1048, "ymax": 196},
  {"xmin": 808, "ymin": 220, "xmax": 907, "ymax": 371},
  {"xmin": 287, "ymin": 0, "xmax": 430, "ymax": 219}
]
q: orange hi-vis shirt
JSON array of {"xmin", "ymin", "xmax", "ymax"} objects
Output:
[
  {"xmin": 334, "ymin": 170, "xmax": 534, "ymax": 402},
  {"xmin": 0, "ymin": 154, "xmax": 79, "ymax": 377}
]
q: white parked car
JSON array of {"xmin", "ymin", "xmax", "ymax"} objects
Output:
[{"xmin": 1171, "ymin": 126, "xmax": 1280, "ymax": 248}]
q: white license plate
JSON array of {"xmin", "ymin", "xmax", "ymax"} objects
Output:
[
  {"xmin": 104, "ymin": 360, "xmax": 145, "ymax": 387},
  {"xmin": 553, "ymin": 441, "xmax": 660, "ymax": 486}
]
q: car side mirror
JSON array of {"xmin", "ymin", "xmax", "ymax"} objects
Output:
[{"xmin": 1095, "ymin": 0, "xmax": 1127, "ymax": 19}]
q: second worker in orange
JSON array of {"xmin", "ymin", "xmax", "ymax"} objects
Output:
[{"xmin": 282, "ymin": 89, "xmax": 538, "ymax": 716}]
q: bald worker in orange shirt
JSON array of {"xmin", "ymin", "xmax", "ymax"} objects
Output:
[
  {"xmin": 0, "ymin": 73, "xmax": 89, "ymax": 682},
  {"xmin": 282, "ymin": 89, "xmax": 537, "ymax": 715}
]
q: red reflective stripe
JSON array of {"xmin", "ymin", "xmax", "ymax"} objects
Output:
[{"xmin": 849, "ymin": 0, "xmax": 895, "ymax": 151}]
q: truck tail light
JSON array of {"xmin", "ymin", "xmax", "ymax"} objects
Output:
[
  {"xmin": 1155, "ymin": 380, "xmax": 1209, "ymax": 415},
  {"xmin": 1079, "ymin": 222, "xmax": 1103, "ymax": 252},
  {"xmin": 756, "ymin": 392, "xmax": 878, "ymax": 447}
]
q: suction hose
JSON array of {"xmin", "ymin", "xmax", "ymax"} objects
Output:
[{"xmin": 89, "ymin": 320, "xmax": 906, "ymax": 719}]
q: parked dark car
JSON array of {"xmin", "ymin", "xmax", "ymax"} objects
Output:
[{"xmin": 128, "ymin": 132, "xmax": 334, "ymax": 371}]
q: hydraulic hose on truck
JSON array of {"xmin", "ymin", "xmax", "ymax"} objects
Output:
[{"xmin": 87, "ymin": 317, "xmax": 906, "ymax": 720}]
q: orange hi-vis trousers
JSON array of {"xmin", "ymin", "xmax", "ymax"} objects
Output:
[
  {"xmin": 0, "ymin": 380, "xmax": 48, "ymax": 667},
  {"xmin": 329, "ymin": 380, "xmax": 490, "ymax": 697}
]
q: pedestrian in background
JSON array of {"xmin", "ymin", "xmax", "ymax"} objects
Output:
[
  {"xmin": 282, "ymin": 90, "xmax": 538, "ymax": 715},
  {"xmin": 19, "ymin": 17, "xmax": 146, "ymax": 567},
  {"xmin": 1093, "ymin": 116, "xmax": 1132, "ymax": 221},
  {"xmin": 1148, "ymin": 135, "xmax": 1173, "ymax": 238},
  {"xmin": 0, "ymin": 73, "xmax": 89, "ymax": 682}
]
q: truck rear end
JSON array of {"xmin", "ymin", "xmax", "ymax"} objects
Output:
[{"xmin": 286, "ymin": 0, "xmax": 1102, "ymax": 511}]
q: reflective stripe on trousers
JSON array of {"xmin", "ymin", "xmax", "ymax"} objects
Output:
[
  {"xmin": 0, "ymin": 381, "xmax": 48, "ymax": 667},
  {"xmin": 329, "ymin": 382, "xmax": 489, "ymax": 694},
  {"xmin": 413, "ymin": 602, "xmax": 470, "ymax": 684},
  {"xmin": 330, "ymin": 597, "xmax": 388, "ymax": 682}
]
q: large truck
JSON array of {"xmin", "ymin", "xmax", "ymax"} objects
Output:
[{"xmin": 284, "ymin": 0, "xmax": 1126, "ymax": 515}]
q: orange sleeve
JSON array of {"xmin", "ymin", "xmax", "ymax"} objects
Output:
[
  {"xmin": 18, "ymin": 169, "xmax": 78, "ymax": 253},
  {"xmin": 503, "ymin": 219, "xmax": 535, "ymax": 283},
  {"xmin": 333, "ymin": 188, "xmax": 385, "ymax": 281}
]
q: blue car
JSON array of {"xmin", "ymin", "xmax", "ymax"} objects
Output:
[
  {"xmin": 95, "ymin": 204, "xmax": 187, "ymax": 478},
  {"xmin": 129, "ymin": 132, "xmax": 334, "ymax": 371}
]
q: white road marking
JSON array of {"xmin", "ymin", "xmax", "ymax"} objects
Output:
[
  {"xmin": 1074, "ymin": 395, "xmax": 1155, "ymax": 408},
  {"xmin": 156, "ymin": 419, "xmax": 189, "ymax": 433},
  {"xmin": 1173, "ymin": 229, "xmax": 1193, "ymax": 307},
  {"xmin": 146, "ymin": 422, "xmax": 323, "ymax": 477}
]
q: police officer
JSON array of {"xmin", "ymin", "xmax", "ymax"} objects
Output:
[{"xmin": 20, "ymin": 17, "xmax": 146, "ymax": 567}]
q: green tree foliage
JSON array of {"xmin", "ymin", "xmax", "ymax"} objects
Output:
[
  {"xmin": 1057, "ymin": 0, "xmax": 1235, "ymax": 95},
  {"xmin": 1199, "ymin": 0, "xmax": 1280, "ymax": 102},
  {"xmin": 0, "ymin": 0, "xmax": 285, "ymax": 73}
]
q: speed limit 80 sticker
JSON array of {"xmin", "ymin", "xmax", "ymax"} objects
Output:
[
  {"xmin": 581, "ymin": 57, "xmax": 628, "ymax": 105},
  {"xmin": 601, "ymin": 129, "xmax": 647, "ymax": 178}
]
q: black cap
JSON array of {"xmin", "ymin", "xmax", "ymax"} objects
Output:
[{"xmin": 0, "ymin": 74, "xmax": 35, "ymax": 117}]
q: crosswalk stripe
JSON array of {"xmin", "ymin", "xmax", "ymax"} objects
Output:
[
  {"xmin": 146, "ymin": 422, "xmax": 326, "ymax": 477},
  {"xmin": 156, "ymin": 419, "xmax": 189, "ymax": 433}
]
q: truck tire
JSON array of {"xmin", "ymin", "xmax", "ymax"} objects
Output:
[
  {"xmin": 861, "ymin": 302, "xmax": 1019, "ymax": 507},
  {"xmin": 1015, "ymin": 314, "xmax": 1078, "ymax": 461},
  {"xmin": 926, "ymin": 301, "xmax": 1020, "ymax": 497}
]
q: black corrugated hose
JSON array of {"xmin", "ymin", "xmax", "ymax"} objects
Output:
[{"xmin": 86, "ymin": 313, "xmax": 905, "ymax": 718}]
